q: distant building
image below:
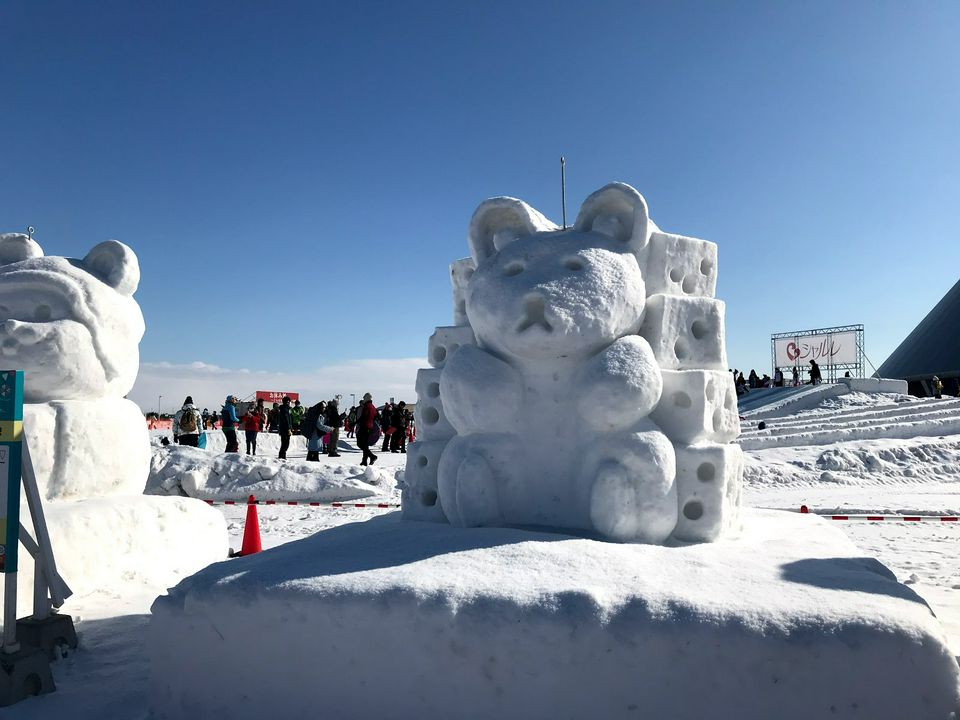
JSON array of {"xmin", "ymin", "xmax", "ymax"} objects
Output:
[{"xmin": 877, "ymin": 277, "xmax": 960, "ymax": 396}]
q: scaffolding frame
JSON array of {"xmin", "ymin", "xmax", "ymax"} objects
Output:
[{"xmin": 770, "ymin": 324, "xmax": 865, "ymax": 383}]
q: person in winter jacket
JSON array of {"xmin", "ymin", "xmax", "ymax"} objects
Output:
[
  {"xmin": 305, "ymin": 401, "xmax": 331, "ymax": 461},
  {"xmin": 173, "ymin": 396, "xmax": 202, "ymax": 446},
  {"xmin": 325, "ymin": 398, "xmax": 343, "ymax": 457},
  {"xmin": 380, "ymin": 402, "xmax": 393, "ymax": 452},
  {"xmin": 347, "ymin": 406, "xmax": 358, "ymax": 438},
  {"xmin": 356, "ymin": 393, "xmax": 379, "ymax": 466},
  {"xmin": 792, "ymin": 365, "xmax": 800, "ymax": 387},
  {"xmin": 278, "ymin": 395, "xmax": 293, "ymax": 459},
  {"xmin": 933, "ymin": 375, "xmax": 944, "ymax": 399},
  {"xmin": 268, "ymin": 403, "xmax": 280, "ymax": 433},
  {"xmin": 290, "ymin": 400, "xmax": 305, "ymax": 434},
  {"xmin": 748, "ymin": 369, "xmax": 758, "ymax": 389},
  {"xmin": 241, "ymin": 406, "xmax": 262, "ymax": 455},
  {"xmin": 390, "ymin": 401, "xmax": 409, "ymax": 453},
  {"xmin": 809, "ymin": 360, "xmax": 822, "ymax": 385},
  {"xmin": 221, "ymin": 395, "xmax": 241, "ymax": 453}
]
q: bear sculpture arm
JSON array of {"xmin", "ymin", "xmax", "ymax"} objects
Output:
[
  {"xmin": 440, "ymin": 344, "xmax": 522, "ymax": 434},
  {"xmin": 575, "ymin": 335, "xmax": 663, "ymax": 432}
]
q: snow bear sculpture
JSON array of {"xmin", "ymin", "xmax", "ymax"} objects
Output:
[
  {"xmin": 0, "ymin": 232, "xmax": 149, "ymax": 499},
  {"xmin": 403, "ymin": 183, "xmax": 743, "ymax": 543}
]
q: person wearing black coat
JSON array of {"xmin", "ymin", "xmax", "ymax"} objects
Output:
[
  {"xmin": 390, "ymin": 401, "xmax": 409, "ymax": 453},
  {"xmin": 809, "ymin": 359, "xmax": 822, "ymax": 385},
  {"xmin": 277, "ymin": 396, "xmax": 293, "ymax": 459},
  {"xmin": 325, "ymin": 399, "xmax": 343, "ymax": 457},
  {"xmin": 380, "ymin": 402, "xmax": 393, "ymax": 452}
]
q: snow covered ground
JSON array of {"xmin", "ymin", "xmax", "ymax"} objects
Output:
[{"xmin": 7, "ymin": 393, "xmax": 960, "ymax": 717}]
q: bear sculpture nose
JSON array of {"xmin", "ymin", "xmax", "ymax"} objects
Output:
[{"xmin": 516, "ymin": 294, "xmax": 553, "ymax": 333}]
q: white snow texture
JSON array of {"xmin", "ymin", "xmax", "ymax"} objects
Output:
[{"xmin": 402, "ymin": 183, "xmax": 740, "ymax": 543}]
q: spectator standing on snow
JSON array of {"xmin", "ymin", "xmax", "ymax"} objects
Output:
[
  {"xmin": 748, "ymin": 369, "xmax": 758, "ymax": 389},
  {"xmin": 303, "ymin": 401, "xmax": 331, "ymax": 462},
  {"xmin": 933, "ymin": 376, "xmax": 944, "ymax": 399},
  {"xmin": 278, "ymin": 395, "xmax": 293, "ymax": 459},
  {"xmin": 347, "ymin": 406, "xmax": 358, "ymax": 438},
  {"xmin": 290, "ymin": 399, "xmax": 304, "ymax": 434},
  {"xmin": 221, "ymin": 395, "xmax": 241, "ymax": 453},
  {"xmin": 792, "ymin": 366, "xmax": 800, "ymax": 386},
  {"xmin": 268, "ymin": 402, "xmax": 280, "ymax": 433},
  {"xmin": 356, "ymin": 393, "xmax": 379, "ymax": 466},
  {"xmin": 390, "ymin": 401, "xmax": 410, "ymax": 453},
  {"xmin": 380, "ymin": 402, "xmax": 393, "ymax": 452},
  {"xmin": 201, "ymin": 407, "xmax": 210, "ymax": 429},
  {"xmin": 325, "ymin": 398, "xmax": 343, "ymax": 457},
  {"xmin": 173, "ymin": 396, "xmax": 202, "ymax": 447},
  {"xmin": 809, "ymin": 359, "xmax": 822, "ymax": 385},
  {"xmin": 773, "ymin": 369, "xmax": 784, "ymax": 387},
  {"xmin": 242, "ymin": 406, "xmax": 261, "ymax": 455}
]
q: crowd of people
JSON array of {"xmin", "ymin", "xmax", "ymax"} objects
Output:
[
  {"xmin": 170, "ymin": 393, "xmax": 416, "ymax": 466},
  {"xmin": 732, "ymin": 360, "xmax": 823, "ymax": 395}
]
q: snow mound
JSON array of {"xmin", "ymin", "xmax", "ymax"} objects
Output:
[
  {"xmin": 1, "ymin": 496, "xmax": 227, "ymax": 621},
  {"xmin": 146, "ymin": 445, "xmax": 396, "ymax": 501},
  {"xmin": 150, "ymin": 510, "xmax": 960, "ymax": 719}
]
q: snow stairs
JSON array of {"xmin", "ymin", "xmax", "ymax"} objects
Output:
[{"xmin": 738, "ymin": 397, "xmax": 960, "ymax": 451}]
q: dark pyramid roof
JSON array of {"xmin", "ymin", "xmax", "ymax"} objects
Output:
[{"xmin": 877, "ymin": 276, "xmax": 960, "ymax": 380}]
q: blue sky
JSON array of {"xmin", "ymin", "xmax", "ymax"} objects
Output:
[{"xmin": 2, "ymin": 1, "xmax": 958, "ymax": 408}]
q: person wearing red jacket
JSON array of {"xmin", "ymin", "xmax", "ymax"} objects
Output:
[
  {"xmin": 241, "ymin": 406, "xmax": 262, "ymax": 455},
  {"xmin": 357, "ymin": 393, "xmax": 379, "ymax": 466}
]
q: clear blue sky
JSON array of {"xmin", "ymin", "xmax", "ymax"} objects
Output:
[{"xmin": 2, "ymin": 1, "xmax": 958, "ymax": 386}]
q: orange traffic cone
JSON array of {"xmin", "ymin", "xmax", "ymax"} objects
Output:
[{"xmin": 240, "ymin": 494, "xmax": 262, "ymax": 556}]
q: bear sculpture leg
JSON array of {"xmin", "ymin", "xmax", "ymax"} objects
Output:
[
  {"xmin": 438, "ymin": 434, "xmax": 521, "ymax": 528},
  {"xmin": 583, "ymin": 431, "xmax": 678, "ymax": 544}
]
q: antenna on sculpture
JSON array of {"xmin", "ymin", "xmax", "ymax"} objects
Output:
[
  {"xmin": 560, "ymin": 157, "xmax": 567, "ymax": 229},
  {"xmin": 27, "ymin": 226, "xmax": 35, "ymax": 240}
]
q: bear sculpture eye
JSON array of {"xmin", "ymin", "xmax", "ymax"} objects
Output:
[
  {"xmin": 563, "ymin": 257, "xmax": 584, "ymax": 272},
  {"xmin": 503, "ymin": 261, "xmax": 525, "ymax": 277},
  {"xmin": 35, "ymin": 304, "xmax": 52, "ymax": 321}
]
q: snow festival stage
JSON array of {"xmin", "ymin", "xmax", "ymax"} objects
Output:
[{"xmin": 150, "ymin": 510, "xmax": 960, "ymax": 720}]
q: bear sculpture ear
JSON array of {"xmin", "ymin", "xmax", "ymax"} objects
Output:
[
  {"xmin": 83, "ymin": 240, "xmax": 140, "ymax": 295},
  {"xmin": 468, "ymin": 197, "xmax": 557, "ymax": 264},
  {"xmin": 0, "ymin": 233, "xmax": 44, "ymax": 265},
  {"xmin": 574, "ymin": 182, "xmax": 651, "ymax": 254}
]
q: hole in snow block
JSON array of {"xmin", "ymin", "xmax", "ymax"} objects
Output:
[
  {"xmin": 645, "ymin": 231, "xmax": 718, "ymax": 298},
  {"xmin": 673, "ymin": 391, "xmax": 692, "ymax": 409},
  {"xmin": 672, "ymin": 443, "xmax": 744, "ymax": 542},
  {"xmin": 415, "ymin": 367, "xmax": 456, "ymax": 440},
  {"xmin": 639, "ymin": 294, "xmax": 727, "ymax": 371},
  {"xmin": 651, "ymin": 369, "xmax": 739, "ymax": 444},
  {"xmin": 402, "ymin": 439, "xmax": 449, "ymax": 523},
  {"xmin": 428, "ymin": 326, "xmax": 476, "ymax": 369}
]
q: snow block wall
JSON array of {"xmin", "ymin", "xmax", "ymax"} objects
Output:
[
  {"xmin": 402, "ymin": 183, "xmax": 742, "ymax": 543},
  {"xmin": 0, "ymin": 233, "xmax": 149, "ymax": 498}
]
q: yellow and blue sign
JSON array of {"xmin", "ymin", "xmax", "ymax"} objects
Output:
[{"xmin": 0, "ymin": 370, "xmax": 23, "ymax": 574}]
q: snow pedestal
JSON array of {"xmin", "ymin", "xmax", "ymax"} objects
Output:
[
  {"xmin": 0, "ymin": 496, "xmax": 228, "ymax": 618},
  {"xmin": 149, "ymin": 510, "xmax": 960, "ymax": 720}
]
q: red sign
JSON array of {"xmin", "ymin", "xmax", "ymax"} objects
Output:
[{"xmin": 255, "ymin": 391, "xmax": 299, "ymax": 403}]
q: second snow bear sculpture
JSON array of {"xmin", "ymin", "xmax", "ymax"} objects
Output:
[
  {"xmin": 0, "ymin": 232, "xmax": 149, "ymax": 499},
  {"xmin": 403, "ymin": 183, "xmax": 743, "ymax": 543}
]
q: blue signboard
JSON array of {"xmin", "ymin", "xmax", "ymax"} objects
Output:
[{"xmin": 0, "ymin": 370, "xmax": 24, "ymax": 574}]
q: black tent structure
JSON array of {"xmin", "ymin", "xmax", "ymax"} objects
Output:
[{"xmin": 876, "ymin": 277, "xmax": 960, "ymax": 396}]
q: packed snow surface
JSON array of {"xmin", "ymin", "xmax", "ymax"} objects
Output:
[
  {"xmin": 146, "ymin": 444, "xmax": 395, "ymax": 501},
  {"xmin": 150, "ymin": 510, "xmax": 960, "ymax": 720}
]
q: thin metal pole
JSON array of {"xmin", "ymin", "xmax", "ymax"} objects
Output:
[
  {"xmin": 560, "ymin": 156, "xmax": 567, "ymax": 229},
  {"xmin": 3, "ymin": 571, "xmax": 18, "ymax": 652}
]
